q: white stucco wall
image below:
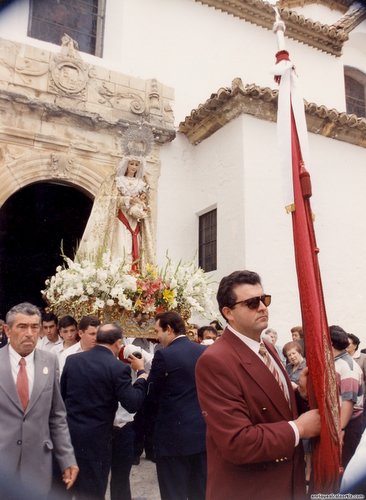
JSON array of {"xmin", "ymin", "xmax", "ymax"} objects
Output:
[
  {"xmin": 157, "ymin": 106, "xmax": 366, "ymax": 345},
  {"xmin": 157, "ymin": 117, "xmax": 246, "ymax": 269},
  {"xmin": 1, "ymin": 0, "xmax": 365, "ymax": 345},
  {"xmin": 158, "ymin": 105, "xmax": 366, "ymax": 346},
  {"xmin": 0, "ymin": 0, "xmax": 357, "ymax": 119}
]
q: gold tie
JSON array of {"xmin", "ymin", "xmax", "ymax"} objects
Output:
[
  {"xmin": 16, "ymin": 357, "xmax": 29, "ymax": 410},
  {"xmin": 259, "ymin": 343, "xmax": 288, "ymax": 400}
]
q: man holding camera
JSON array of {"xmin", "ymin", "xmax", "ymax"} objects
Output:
[{"xmin": 61, "ymin": 323, "xmax": 147, "ymax": 500}]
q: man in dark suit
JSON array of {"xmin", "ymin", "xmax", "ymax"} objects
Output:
[
  {"xmin": 196, "ymin": 270, "xmax": 321, "ymax": 500},
  {"xmin": 0, "ymin": 302, "xmax": 78, "ymax": 497},
  {"xmin": 146, "ymin": 311, "xmax": 207, "ymax": 500},
  {"xmin": 61, "ymin": 323, "xmax": 147, "ymax": 500}
]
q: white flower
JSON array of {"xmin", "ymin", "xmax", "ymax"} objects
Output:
[
  {"xmin": 42, "ymin": 252, "xmax": 215, "ymax": 320},
  {"xmin": 95, "ymin": 298, "xmax": 105, "ymax": 309}
]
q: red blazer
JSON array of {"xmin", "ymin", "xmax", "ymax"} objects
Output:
[{"xmin": 196, "ymin": 328, "xmax": 306, "ymax": 500}]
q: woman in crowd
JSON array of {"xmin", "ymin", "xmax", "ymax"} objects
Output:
[
  {"xmin": 283, "ymin": 340, "xmax": 311, "ymax": 486},
  {"xmin": 283, "ymin": 341, "xmax": 306, "ymax": 389}
]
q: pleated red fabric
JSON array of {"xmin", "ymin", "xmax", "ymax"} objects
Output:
[{"xmin": 276, "ymin": 50, "xmax": 341, "ymax": 493}]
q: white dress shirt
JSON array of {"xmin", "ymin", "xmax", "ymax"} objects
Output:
[
  {"xmin": 58, "ymin": 341, "xmax": 82, "ymax": 375},
  {"xmin": 9, "ymin": 344, "xmax": 35, "ymax": 396},
  {"xmin": 37, "ymin": 335, "xmax": 63, "ymax": 352}
]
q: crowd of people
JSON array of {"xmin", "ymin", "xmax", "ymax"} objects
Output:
[{"xmin": 0, "ymin": 269, "xmax": 366, "ymax": 499}]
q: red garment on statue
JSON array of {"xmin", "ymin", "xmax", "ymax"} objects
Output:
[{"xmin": 117, "ymin": 210, "xmax": 140, "ymax": 271}]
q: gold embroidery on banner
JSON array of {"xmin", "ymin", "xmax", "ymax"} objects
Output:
[
  {"xmin": 323, "ymin": 332, "xmax": 341, "ymax": 443},
  {"xmin": 285, "ymin": 203, "xmax": 296, "ymax": 213}
]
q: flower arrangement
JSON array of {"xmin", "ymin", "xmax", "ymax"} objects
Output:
[{"xmin": 42, "ymin": 252, "xmax": 216, "ymax": 336}]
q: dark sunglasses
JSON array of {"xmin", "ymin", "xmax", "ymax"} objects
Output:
[{"xmin": 233, "ymin": 294, "xmax": 271, "ymax": 310}]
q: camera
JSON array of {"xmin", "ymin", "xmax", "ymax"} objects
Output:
[{"xmin": 132, "ymin": 351, "xmax": 142, "ymax": 359}]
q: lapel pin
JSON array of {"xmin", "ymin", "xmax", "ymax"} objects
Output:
[{"xmin": 43, "ymin": 367, "xmax": 49, "ymax": 375}]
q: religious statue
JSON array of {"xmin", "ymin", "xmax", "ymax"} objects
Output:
[{"xmin": 76, "ymin": 125, "xmax": 155, "ymax": 270}]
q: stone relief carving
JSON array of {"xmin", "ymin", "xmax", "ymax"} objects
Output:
[
  {"xmin": 50, "ymin": 152, "xmax": 74, "ymax": 178},
  {"xmin": 0, "ymin": 40, "xmax": 18, "ymax": 75},
  {"xmin": 149, "ymin": 79, "xmax": 161, "ymax": 111},
  {"xmin": 98, "ymin": 82, "xmax": 146, "ymax": 114},
  {"xmin": 0, "ymin": 36, "xmax": 175, "ymax": 210},
  {"xmin": 0, "ymin": 144, "xmax": 27, "ymax": 166},
  {"xmin": 163, "ymin": 100, "xmax": 174, "ymax": 122},
  {"xmin": 49, "ymin": 34, "xmax": 89, "ymax": 98},
  {"xmin": 14, "ymin": 58, "xmax": 48, "ymax": 85},
  {"xmin": 60, "ymin": 34, "xmax": 82, "ymax": 60}
]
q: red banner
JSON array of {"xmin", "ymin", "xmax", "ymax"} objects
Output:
[{"xmin": 276, "ymin": 50, "xmax": 341, "ymax": 492}]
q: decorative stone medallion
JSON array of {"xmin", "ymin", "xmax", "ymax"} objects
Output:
[{"xmin": 50, "ymin": 58, "xmax": 88, "ymax": 97}]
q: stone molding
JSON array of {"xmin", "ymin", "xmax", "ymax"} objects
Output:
[
  {"xmin": 2, "ymin": 37, "xmax": 175, "ymax": 144},
  {"xmin": 0, "ymin": 36, "xmax": 175, "ymax": 263},
  {"xmin": 195, "ymin": 0, "xmax": 366, "ymax": 56},
  {"xmin": 0, "ymin": 36, "xmax": 176, "ymax": 213},
  {"xmin": 178, "ymin": 78, "xmax": 366, "ymax": 148},
  {"xmin": 281, "ymin": 0, "xmax": 354, "ymax": 12}
]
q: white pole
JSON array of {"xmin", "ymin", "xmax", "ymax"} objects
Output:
[{"xmin": 269, "ymin": 3, "xmax": 286, "ymax": 51}]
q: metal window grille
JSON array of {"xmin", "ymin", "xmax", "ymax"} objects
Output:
[
  {"xmin": 199, "ymin": 209, "xmax": 217, "ymax": 272},
  {"xmin": 28, "ymin": 0, "xmax": 105, "ymax": 57},
  {"xmin": 345, "ymin": 75, "xmax": 366, "ymax": 118}
]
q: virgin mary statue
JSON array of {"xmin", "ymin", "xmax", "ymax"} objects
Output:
[{"xmin": 76, "ymin": 155, "xmax": 154, "ymax": 270}]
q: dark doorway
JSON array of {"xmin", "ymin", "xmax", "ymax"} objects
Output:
[{"xmin": 0, "ymin": 182, "xmax": 93, "ymax": 318}]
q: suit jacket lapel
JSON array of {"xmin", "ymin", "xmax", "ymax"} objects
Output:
[
  {"xmin": 0, "ymin": 345, "xmax": 24, "ymax": 411},
  {"xmin": 265, "ymin": 340, "xmax": 298, "ymax": 417},
  {"xmin": 26, "ymin": 349, "xmax": 50, "ymax": 414},
  {"xmin": 223, "ymin": 330, "xmax": 294, "ymax": 420}
]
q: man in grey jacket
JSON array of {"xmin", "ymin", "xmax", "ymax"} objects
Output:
[{"xmin": 0, "ymin": 302, "xmax": 78, "ymax": 497}]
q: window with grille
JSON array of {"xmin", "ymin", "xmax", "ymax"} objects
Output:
[
  {"xmin": 199, "ymin": 209, "xmax": 217, "ymax": 272},
  {"xmin": 344, "ymin": 69, "xmax": 366, "ymax": 118},
  {"xmin": 28, "ymin": 0, "xmax": 105, "ymax": 57}
]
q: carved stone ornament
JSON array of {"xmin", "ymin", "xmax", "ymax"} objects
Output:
[
  {"xmin": 121, "ymin": 123, "xmax": 155, "ymax": 157},
  {"xmin": 49, "ymin": 35, "xmax": 89, "ymax": 97},
  {"xmin": 50, "ymin": 59, "xmax": 88, "ymax": 96},
  {"xmin": 50, "ymin": 152, "xmax": 74, "ymax": 178},
  {"xmin": 98, "ymin": 82, "xmax": 146, "ymax": 114}
]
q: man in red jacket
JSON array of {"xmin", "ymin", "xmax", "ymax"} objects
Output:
[{"xmin": 196, "ymin": 270, "xmax": 320, "ymax": 500}]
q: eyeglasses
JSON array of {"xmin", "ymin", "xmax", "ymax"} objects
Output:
[{"xmin": 233, "ymin": 294, "xmax": 271, "ymax": 310}]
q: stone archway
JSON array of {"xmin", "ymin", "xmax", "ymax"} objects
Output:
[
  {"xmin": 0, "ymin": 182, "xmax": 93, "ymax": 318},
  {"xmin": 0, "ymin": 36, "xmax": 176, "ymax": 318}
]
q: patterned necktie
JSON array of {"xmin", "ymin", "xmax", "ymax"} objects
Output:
[
  {"xmin": 16, "ymin": 357, "xmax": 29, "ymax": 410},
  {"xmin": 259, "ymin": 343, "xmax": 288, "ymax": 401}
]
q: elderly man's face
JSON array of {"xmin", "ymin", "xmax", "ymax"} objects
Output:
[{"xmin": 5, "ymin": 313, "xmax": 40, "ymax": 356}]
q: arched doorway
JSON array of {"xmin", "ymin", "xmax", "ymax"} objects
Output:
[{"xmin": 0, "ymin": 182, "xmax": 93, "ymax": 318}]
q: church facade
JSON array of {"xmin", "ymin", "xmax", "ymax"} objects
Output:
[{"xmin": 0, "ymin": 0, "xmax": 365, "ymax": 341}]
